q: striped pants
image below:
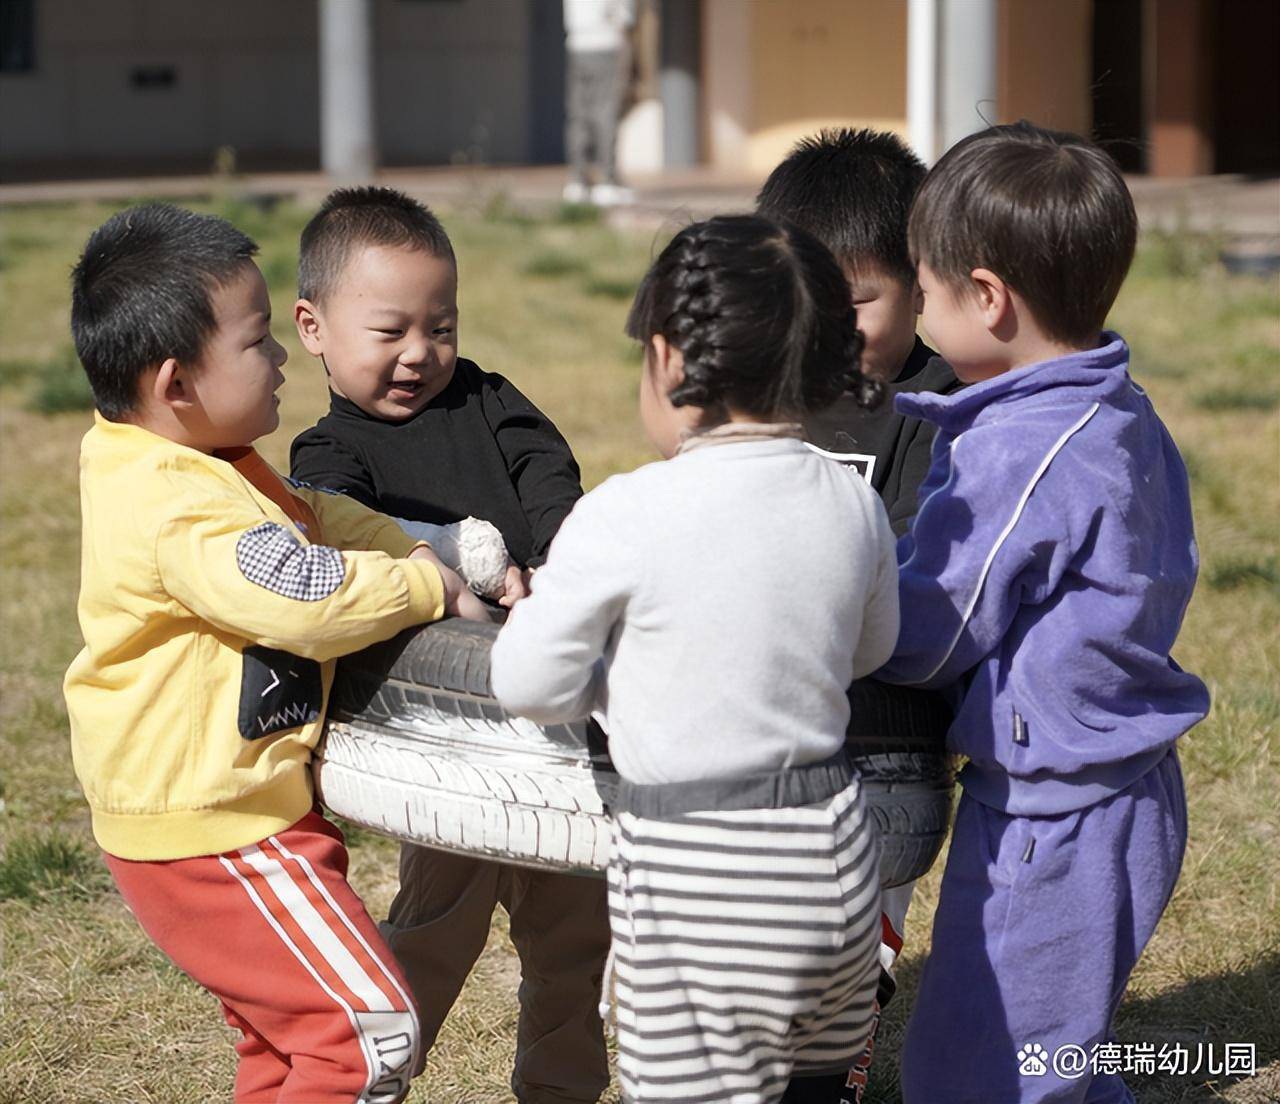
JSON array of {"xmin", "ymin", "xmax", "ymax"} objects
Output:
[
  {"xmin": 605, "ymin": 780, "xmax": 883, "ymax": 1104},
  {"xmin": 106, "ymin": 811, "xmax": 420, "ymax": 1103}
]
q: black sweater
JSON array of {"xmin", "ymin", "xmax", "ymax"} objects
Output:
[
  {"xmin": 290, "ymin": 359, "xmax": 583, "ymax": 568},
  {"xmin": 804, "ymin": 338, "xmax": 961, "ymax": 536}
]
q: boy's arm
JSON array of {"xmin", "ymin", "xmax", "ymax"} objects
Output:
[
  {"xmin": 490, "ymin": 487, "xmax": 632, "ymax": 723},
  {"xmin": 155, "ymin": 474, "xmax": 447, "ymax": 662},
  {"xmin": 289, "ymin": 481, "xmax": 421, "ymax": 558},
  {"xmin": 876, "ymin": 424, "xmax": 1073, "ymax": 689},
  {"xmin": 290, "ymin": 429, "xmax": 380, "ymax": 511},
  {"xmin": 483, "ymin": 375, "xmax": 584, "ymax": 565}
]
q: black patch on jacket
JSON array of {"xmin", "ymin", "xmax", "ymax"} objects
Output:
[{"xmin": 238, "ymin": 646, "xmax": 323, "ymax": 740}]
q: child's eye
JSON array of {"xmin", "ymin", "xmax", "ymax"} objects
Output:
[
  {"xmin": 433, "ymin": 327, "xmax": 454, "ymax": 336},
  {"xmin": 375, "ymin": 329, "xmax": 403, "ymax": 337}
]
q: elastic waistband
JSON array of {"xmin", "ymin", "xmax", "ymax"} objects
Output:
[{"xmin": 610, "ymin": 750, "xmax": 853, "ymax": 819}]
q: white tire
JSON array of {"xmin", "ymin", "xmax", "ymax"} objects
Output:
[{"xmin": 315, "ymin": 620, "xmax": 954, "ymax": 882}]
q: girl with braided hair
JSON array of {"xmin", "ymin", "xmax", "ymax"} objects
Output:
[{"xmin": 491, "ymin": 215, "xmax": 898, "ymax": 1104}]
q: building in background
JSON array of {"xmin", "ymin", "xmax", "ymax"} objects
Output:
[
  {"xmin": 693, "ymin": 0, "xmax": 1279, "ymax": 177},
  {"xmin": 1, "ymin": 0, "xmax": 1275, "ymax": 183},
  {"xmin": 0, "ymin": 0, "xmax": 566, "ymax": 178}
]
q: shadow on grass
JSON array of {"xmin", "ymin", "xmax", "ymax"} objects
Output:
[
  {"xmin": 1116, "ymin": 951, "xmax": 1280, "ymax": 1100},
  {"xmin": 864, "ymin": 951, "xmax": 1280, "ymax": 1102}
]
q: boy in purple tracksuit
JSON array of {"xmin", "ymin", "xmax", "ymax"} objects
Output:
[{"xmin": 876, "ymin": 122, "xmax": 1209, "ymax": 1103}]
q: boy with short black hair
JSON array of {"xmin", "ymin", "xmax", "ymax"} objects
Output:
[
  {"xmin": 290, "ymin": 187, "xmax": 610, "ymax": 1104},
  {"xmin": 64, "ymin": 203, "xmax": 482, "ymax": 1102},
  {"xmin": 759, "ymin": 129, "xmax": 956, "ymax": 1104},
  {"xmin": 880, "ymin": 121, "xmax": 1207, "ymax": 1104},
  {"xmin": 757, "ymin": 127, "xmax": 960, "ymax": 535}
]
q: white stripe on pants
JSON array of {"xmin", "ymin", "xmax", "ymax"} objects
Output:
[{"xmin": 605, "ymin": 781, "xmax": 882, "ymax": 1104}]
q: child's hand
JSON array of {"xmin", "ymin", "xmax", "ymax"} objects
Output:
[
  {"xmin": 498, "ymin": 565, "xmax": 533, "ymax": 609},
  {"xmin": 409, "ymin": 546, "xmax": 493, "ymax": 622}
]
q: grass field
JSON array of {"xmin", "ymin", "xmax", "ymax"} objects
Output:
[{"xmin": 1, "ymin": 194, "xmax": 1277, "ymax": 1103}]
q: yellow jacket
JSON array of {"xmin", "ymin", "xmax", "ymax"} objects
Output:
[{"xmin": 64, "ymin": 416, "xmax": 445, "ymax": 861}]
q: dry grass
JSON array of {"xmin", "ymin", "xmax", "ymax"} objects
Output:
[{"xmin": 1, "ymin": 197, "xmax": 1277, "ymax": 1103}]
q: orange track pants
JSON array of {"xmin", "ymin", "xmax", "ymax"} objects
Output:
[{"xmin": 106, "ymin": 811, "xmax": 421, "ymax": 1103}]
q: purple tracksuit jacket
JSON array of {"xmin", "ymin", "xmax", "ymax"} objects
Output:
[{"xmin": 877, "ymin": 334, "xmax": 1209, "ymax": 813}]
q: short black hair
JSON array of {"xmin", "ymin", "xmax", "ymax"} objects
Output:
[
  {"xmin": 298, "ymin": 186, "xmax": 455, "ymax": 304},
  {"xmin": 909, "ymin": 121, "xmax": 1137, "ymax": 347},
  {"xmin": 626, "ymin": 214, "xmax": 880, "ymax": 424},
  {"xmin": 70, "ymin": 204, "xmax": 258, "ymax": 421},
  {"xmin": 755, "ymin": 128, "xmax": 926, "ymax": 283}
]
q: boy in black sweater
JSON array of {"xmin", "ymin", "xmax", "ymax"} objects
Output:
[
  {"xmin": 758, "ymin": 128, "xmax": 960, "ymax": 537},
  {"xmin": 757, "ymin": 129, "xmax": 960, "ymax": 1104},
  {"xmin": 290, "ymin": 188, "xmax": 609, "ymax": 1104}
]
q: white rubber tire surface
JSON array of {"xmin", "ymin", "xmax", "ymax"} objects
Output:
[
  {"xmin": 317, "ymin": 713, "xmax": 615, "ymax": 873},
  {"xmin": 315, "ymin": 620, "xmax": 954, "ymax": 881}
]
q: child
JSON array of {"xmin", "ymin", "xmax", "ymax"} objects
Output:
[
  {"xmin": 289, "ymin": 187, "xmax": 610, "ymax": 1104},
  {"xmin": 758, "ymin": 127, "xmax": 958, "ymax": 1104},
  {"xmin": 756, "ymin": 127, "xmax": 960, "ymax": 537},
  {"xmin": 490, "ymin": 215, "xmax": 900, "ymax": 1104},
  {"xmin": 63, "ymin": 204, "xmax": 484, "ymax": 1102},
  {"xmin": 877, "ymin": 122, "xmax": 1209, "ymax": 1103}
]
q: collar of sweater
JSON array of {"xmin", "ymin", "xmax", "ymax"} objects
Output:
[
  {"xmin": 676, "ymin": 421, "xmax": 804, "ymax": 454},
  {"xmin": 895, "ymin": 332, "xmax": 1131, "ymax": 435}
]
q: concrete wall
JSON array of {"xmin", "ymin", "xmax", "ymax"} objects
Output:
[
  {"xmin": 750, "ymin": 0, "xmax": 907, "ymax": 173},
  {"xmin": 701, "ymin": 0, "xmax": 1100, "ymax": 175},
  {"xmin": 997, "ymin": 0, "xmax": 1091, "ymax": 135},
  {"xmin": 374, "ymin": 0, "xmax": 532, "ymax": 164},
  {"xmin": 0, "ymin": 0, "xmax": 537, "ymax": 173},
  {"xmin": 0, "ymin": 0, "xmax": 318, "ymax": 163},
  {"xmin": 702, "ymin": 0, "xmax": 909, "ymax": 176}
]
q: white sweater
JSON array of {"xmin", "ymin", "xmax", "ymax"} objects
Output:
[{"xmin": 490, "ymin": 437, "xmax": 900, "ymax": 786}]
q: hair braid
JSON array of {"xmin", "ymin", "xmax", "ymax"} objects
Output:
[{"xmin": 625, "ymin": 215, "xmax": 884, "ymax": 426}]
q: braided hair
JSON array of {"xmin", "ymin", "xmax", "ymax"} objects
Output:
[{"xmin": 626, "ymin": 215, "xmax": 881, "ymax": 426}]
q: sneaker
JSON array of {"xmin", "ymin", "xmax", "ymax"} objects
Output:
[
  {"xmin": 562, "ymin": 181, "xmax": 590, "ymax": 204},
  {"xmin": 590, "ymin": 182, "xmax": 635, "ymax": 207}
]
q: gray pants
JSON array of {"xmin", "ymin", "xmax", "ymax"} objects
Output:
[
  {"xmin": 384, "ymin": 844, "xmax": 611, "ymax": 1103},
  {"xmin": 605, "ymin": 759, "xmax": 883, "ymax": 1104},
  {"xmin": 566, "ymin": 47, "xmax": 630, "ymax": 187}
]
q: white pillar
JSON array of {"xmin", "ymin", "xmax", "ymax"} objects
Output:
[
  {"xmin": 907, "ymin": 0, "xmax": 938, "ymax": 164},
  {"xmin": 320, "ymin": 0, "xmax": 377, "ymax": 183},
  {"xmin": 660, "ymin": 0, "xmax": 701, "ymax": 168},
  {"xmin": 939, "ymin": 0, "xmax": 998, "ymax": 155}
]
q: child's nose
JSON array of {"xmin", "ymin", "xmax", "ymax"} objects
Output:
[
  {"xmin": 271, "ymin": 336, "xmax": 288, "ymax": 368},
  {"xmin": 400, "ymin": 339, "xmax": 432, "ymax": 367}
]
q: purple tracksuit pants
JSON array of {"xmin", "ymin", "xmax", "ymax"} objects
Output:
[{"xmin": 902, "ymin": 750, "xmax": 1187, "ymax": 1104}]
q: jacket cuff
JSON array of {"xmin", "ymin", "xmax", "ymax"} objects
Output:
[{"xmin": 402, "ymin": 560, "xmax": 447, "ymax": 622}]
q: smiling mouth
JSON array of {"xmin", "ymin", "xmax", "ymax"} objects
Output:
[{"xmin": 387, "ymin": 380, "xmax": 423, "ymax": 397}]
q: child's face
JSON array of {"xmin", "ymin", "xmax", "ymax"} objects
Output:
[
  {"xmin": 297, "ymin": 245, "xmax": 458, "ymax": 422},
  {"xmin": 844, "ymin": 263, "xmax": 922, "ymax": 382},
  {"xmin": 916, "ymin": 262, "xmax": 1000, "ymax": 383},
  {"xmin": 185, "ymin": 262, "xmax": 288, "ymax": 449}
]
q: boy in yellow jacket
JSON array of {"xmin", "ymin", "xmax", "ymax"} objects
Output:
[{"xmin": 62, "ymin": 204, "xmax": 484, "ymax": 1103}]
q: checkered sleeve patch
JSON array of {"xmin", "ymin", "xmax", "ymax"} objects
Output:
[{"xmin": 235, "ymin": 522, "xmax": 345, "ymax": 601}]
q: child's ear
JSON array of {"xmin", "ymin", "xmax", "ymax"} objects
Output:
[
  {"xmin": 295, "ymin": 299, "xmax": 325, "ymax": 356},
  {"xmin": 649, "ymin": 334, "xmax": 686, "ymax": 394},
  {"xmin": 970, "ymin": 268, "xmax": 1012, "ymax": 334},
  {"xmin": 912, "ymin": 280, "xmax": 924, "ymax": 316},
  {"xmin": 153, "ymin": 357, "xmax": 197, "ymax": 411}
]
